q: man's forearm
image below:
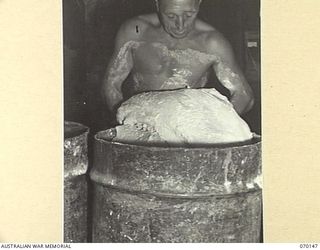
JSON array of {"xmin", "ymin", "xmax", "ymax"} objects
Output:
[
  {"xmin": 214, "ymin": 62, "xmax": 254, "ymax": 115},
  {"xmin": 230, "ymin": 92, "xmax": 254, "ymax": 115},
  {"xmin": 102, "ymin": 39, "xmax": 135, "ymax": 114},
  {"xmin": 103, "ymin": 84, "xmax": 123, "ymax": 114}
]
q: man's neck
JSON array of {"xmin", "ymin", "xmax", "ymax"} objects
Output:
[{"xmin": 157, "ymin": 27, "xmax": 198, "ymax": 47}]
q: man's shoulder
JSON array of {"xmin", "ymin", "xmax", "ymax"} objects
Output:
[
  {"xmin": 195, "ymin": 19, "xmax": 216, "ymax": 33},
  {"xmin": 195, "ymin": 22, "xmax": 232, "ymax": 56},
  {"xmin": 117, "ymin": 14, "xmax": 158, "ymax": 41},
  {"xmin": 122, "ymin": 14, "xmax": 158, "ymax": 28}
]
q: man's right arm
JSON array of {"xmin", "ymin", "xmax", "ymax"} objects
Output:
[{"xmin": 102, "ymin": 24, "xmax": 134, "ymax": 113}]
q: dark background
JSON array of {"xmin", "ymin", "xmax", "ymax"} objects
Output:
[{"xmin": 63, "ymin": 0, "xmax": 260, "ymax": 134}]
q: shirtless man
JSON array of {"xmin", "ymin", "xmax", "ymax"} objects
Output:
[{"xmin": 102, "ymin": 0, "xmax": 254, "ymax": 115}]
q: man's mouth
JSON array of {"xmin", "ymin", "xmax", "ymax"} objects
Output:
[{"xmin": 172, "ymin": 30, "xmax": 187, "ymax": 37}]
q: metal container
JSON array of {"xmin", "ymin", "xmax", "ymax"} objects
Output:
[
  {"xmin": 90, "ymin": 129, "xmax": 262, "ymax": 243},
  {"xmin": 64, "ymin": 121, "xmax": 89, "ymax": 243}
]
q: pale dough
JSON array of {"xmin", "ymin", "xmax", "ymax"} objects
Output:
[{"xmin": 113, "ymin": 88, "xmax": 253, "ymax": 146}]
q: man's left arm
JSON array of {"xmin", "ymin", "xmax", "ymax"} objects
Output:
[{"xmin": 209, "ymin": 34, "xmax": 254, "ymax": 115}]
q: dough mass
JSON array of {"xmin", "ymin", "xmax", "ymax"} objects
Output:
[{"xmin": 113, "ymin": 88, "xmax": 253, "ymax": 146}]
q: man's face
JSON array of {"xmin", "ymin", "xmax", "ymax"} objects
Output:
[{"xmin": 157, "ymin": 0, "xmax": 200, "ymax": 39}]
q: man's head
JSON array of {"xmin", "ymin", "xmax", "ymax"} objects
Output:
[{"xmin": 156, "ymin": 0, "xmax": 202, "ymax": 39}]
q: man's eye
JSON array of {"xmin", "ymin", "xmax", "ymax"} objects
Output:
[
  {"xmin": 167, "ymin": 14, "xmax": 175, "ymax": 19},
  {"xmin": 185, "ymin": 13, "xmax": 194, "ymax": 17}
]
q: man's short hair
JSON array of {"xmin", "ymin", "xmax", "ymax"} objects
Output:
[{"xmin": 155, "ymin": 0, "xmax": 202, "ymax": 10}]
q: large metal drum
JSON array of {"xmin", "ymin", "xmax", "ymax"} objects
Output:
[
  {"xmin": 90, "ymin": 129, "xmax": 262, "ymax": 243},
  {"xmin": 64, "ymin": 121, "xmax": 89, "ymax": 242}
]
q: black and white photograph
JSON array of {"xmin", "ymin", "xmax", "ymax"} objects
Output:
[{"xmin": 63, "ymin": 0, "xmax": 261, "ymax": 243}]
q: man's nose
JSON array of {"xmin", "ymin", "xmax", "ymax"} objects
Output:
[{"xmin": 175, "ymin": 16, "xmax": 185, "ymax": 30}]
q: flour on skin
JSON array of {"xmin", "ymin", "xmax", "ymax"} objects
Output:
[{"xmin": 162, "ymin": 68, "xmax": 192, "ymax": 89}]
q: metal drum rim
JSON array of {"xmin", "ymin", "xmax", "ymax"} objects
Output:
[
  {"xmin": 95, "ymin": 129, "xmax": 261, "ymax": 151},
  {"xmin": 64, "ymin": 121, "xmax": 89, "ymax": 139}
]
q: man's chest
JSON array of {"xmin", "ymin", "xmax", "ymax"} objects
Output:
[{"xmin": 131, "ymin": 42, "xmax": 217, "ymax": 74}]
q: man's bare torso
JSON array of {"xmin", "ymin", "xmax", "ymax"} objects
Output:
[
  {"xmin": 104, "ymin": 11, "xmax": 254, "ymax": 115},
  {"xmin": 120, "ymin": 14, "xmax": 220, "ymax": 93}
]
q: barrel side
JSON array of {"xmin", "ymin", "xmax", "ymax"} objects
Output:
[
  {"xmin": 91, "ymin": 132, "xmax": 261, "ymax": 196},
  {"xmin": 92, "ymin": 184, "xmax": 262, "ymax": 243},
  {"xmin": 64, "ymin": 175, "xmax": 88, "ymax": 242},
  {"xmin": 91, "ymin": 130, "xmax": 262, "ymax": 243},
  {"xmin": 64, "ymin": 121, "xmax": 89, "ymax": 242}
]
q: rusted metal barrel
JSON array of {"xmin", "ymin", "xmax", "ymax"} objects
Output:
[
  {"xmin": 90, "ymin": 129, "xmax": 262, "ymax": 243},
  {"xmin": 64, "ymin": 121, "xmax": 89, "ymax": 243}
]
